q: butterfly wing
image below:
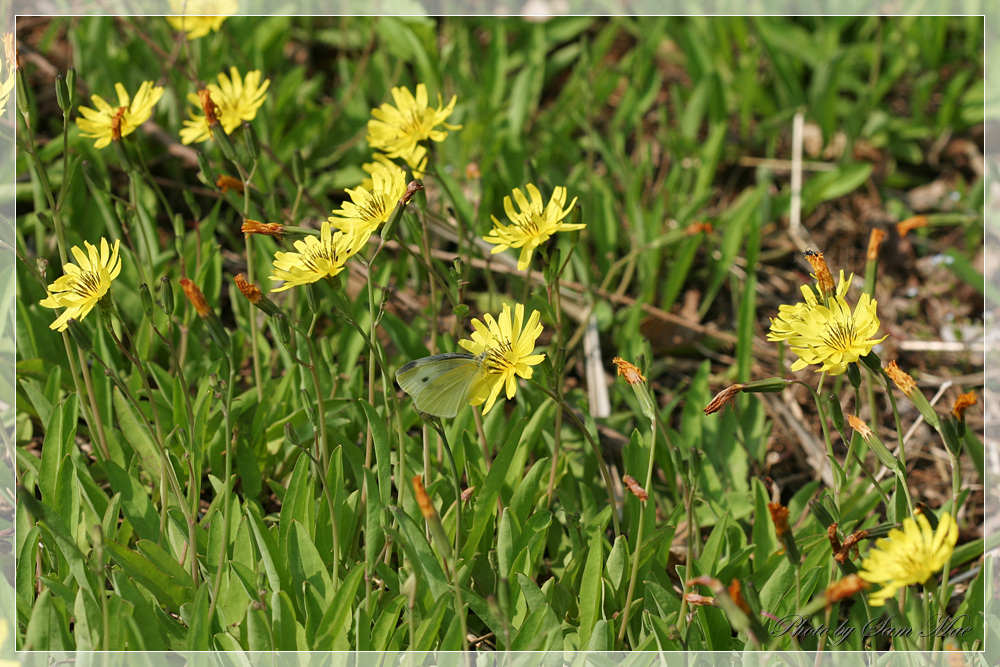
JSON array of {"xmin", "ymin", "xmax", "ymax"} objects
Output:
[{"xmin": 395, "ymin": 353, "xmax": 482, "ymax": 418}]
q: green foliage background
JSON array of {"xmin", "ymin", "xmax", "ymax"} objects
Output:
[{"xmin": 8, "ymin": 15, "xmax": 990, "ymax": 654}]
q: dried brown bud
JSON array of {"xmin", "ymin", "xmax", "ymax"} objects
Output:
[
  {"xmin": 683, "ymin": 592, "xmax": 716, "ymax": 606},
  {"xmin": 465, "ymin": 162, "xmax": 481, "ymax": 180},
  {"xmin": 867, "ymin": 228, "xmax": 886, "ymax": 261},
  {"xmin": 703, "ymin": 384, "xmax": 743, "ymax": 414},
  {"xmin": 767, "ymin": 502, "xmax": 790, "ymax": 538},
  {"xmin": 179, "ymin": 278, "xmax": 211, "ymax": 317},
  {"xmin": 612, "ymin": 356, "xmax": 646, "ymax": 385},
  {"xmin": 400, "ymin": 180, "xmax": 424, "ymax": 206},
  {"xmin": 111, "ymin": 106, "xmax": 126, "ymax": 141},
  {"xmin": 834, "ymin": 530, "xmax": 868, "ymax": 563},
  {"xmin": 234, "ymin": 273, "xmax": 262, "ymax": 305},
  {"xmin": 460, "ymin": 486, "xmax": 475, "ymax": 502},
  {"xmin": 622, "ymin": 474, "xmax": 648, "ymax": 502},
  {"xmin": 847, "ymin": 415, "xmax": 872, "ymax": 440},
  {"xmin": 827, "ymin": 523, "xmax": 842, "ymax": 554},
  {"xmin": 825, "ymin": 574, "xmax": 867, "ymax": 604},
  {"xmin": 685, "ymin": 221, "xmax": 713, "ymax": 235},
  {"xmin": 951, "ymin": 391, "xmax": 978, "ymax": 421},
  {"xmin": 198, "ymin": 88, "xmax": 219, "ymax": 126},
  {"xmin": 804, "ymin": 249, "xmax": 834, "ymax": 298},
  {"xmin": 896, "ymin": 215, "xmax": 928, "ymax": 237},
  {"xmin": 885, "ymin": 361, "xmax": 917, "ymax": 397},
  {"xmin": 242, "ymin": 219, "xmax": 284, "ymax": 238},
  {"xmin": 728, "ymin": 579, "xmax": 751, "ymax": 615},
  {"xmin": 216, "ymin": 175, "xmax": 244, "ymax": 194},
  {"xmin": 412, "ymin": 476, "xmax": 436, "ymax": 520}
]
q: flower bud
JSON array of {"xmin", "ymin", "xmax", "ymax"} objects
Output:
[
  {"xmin": 273, "ymin": 313, "xmax": 292, "ymax": 347},
  {"xmin": 65, "ymin": 318, "xmax": 93, "ymax": 352},
  {"xmin": 826, "ymin": 393, "xmax": 844, "ymax": 431},
  {"xmin": 55, "ymin": 74, "xmax": 71, "ymax": 114},
  {"xmin": 846, "ymin": 362, "xmax": 861, "ymax": 389},
  {"xmin": 159, "ymin": 276, "xmax": 174, "ymax": 315},
  {"xmin": 139, "ymin": 283, "xmax": 154, "ymax": 319},
  {"xmin": 15, "ymin": 66, "xmax": 30, "ymax": 116},
  {"xmin": 65, "ymin": 68, "xmax": 76, "ymax": 107},
  {"xmin": 242, "ymin": 121, "xmax": 260, "ymax": 161},
  {"xmin": 211, "ymin": 123, "xmax": 238, "ymax": 162},
  {"xmin": 808, "ymin": 498, "xmax": 836, "ymax": 528}
]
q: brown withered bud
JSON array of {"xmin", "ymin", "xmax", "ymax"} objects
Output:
[
  {"xmin": 217, "ymin": 175, "xmax": 244, "ymax": 194},
  {"xmin": 622, "ymin": 474, "xmax": 648, "ymax": 502},
  {"xmin": 804, "ymin": 249, "xmax": 835, "ymax": 298},
  {"xmin": 179, "ymin": 278, "xmax": 211, "ymax": 317},
  {"xmin": 767, "ymin": 502, "xmax": 790, "ymax": 538},
  {"xmin": 834, "ymin": 530, "xmax": 868, "ymax": 563},
  {"xmin": 952, "ymin": 391, "xmax": 978, "ymax": 421},
  {"xmin": 242, "ymin": 219, "xmax": 285, "ymax": 238},
  {"xmin": 825, "ymin": 574, "xmax": 867, "ymax": 605},
  {"xmin": 684, "ymin": 592, "xmax": 716, "ymax": 606},
  {"xmin": 612, "ymin": 357, "xmax": 647, "ymax": 385},
  {"xmin": 847, "ymin": 415, "xmax": 873, "ymax": 440},
  {"xmin": 412, "ymin": 476, "xmax": 437, "ymax": 520},
  {"xmin": 400, "ymin": 180, "xmax": 424, "ymax": 206},
  {"xmin": 198, "ymin": 88, "xmax": 219, "ymax": 126},
  {"xmin": 867, "ymin": 228, "xmax": 886, "ymax": 261},
  {"xmin": 827, "ymin": 523, "xmax": 842, "ymax": 554},
  {"xmin": 703, "ymin": 384, "xmax": 744, "ymax": 415},
  {"xmin": 111, "ymin": 106, "xmax": 127, "ymax": 141},
  {"xmin": 685, "ymin": 221, "xmax": 713, "ymax": 235},
  {"xmin": 460, "ymin": 486, "xmax": 476, "ymax": 502},
  {"xmin": 896, "ymin": 215, "xmax": 928, "ymax": 237},
  {"xmin": 728, "ymin": 579, "xmax": 751, "ymax": 615},
  {"xmin": 885, "ymin": 361, "xmax": 917, "ymax": 396}
]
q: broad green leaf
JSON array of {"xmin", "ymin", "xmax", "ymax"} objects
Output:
[
  {"xmin": 104, "ymin": 540, "xmax": 191, "ymax": 611},
  {"xmin": 359, "ymin": 399, "xmax": 392, "ymax": 508},
  {"xmin": 578, "ymin": 528, "xmax": 604, "ymax": 647},
  {"xmin": 104, "ymin": 460, "xmax": 160, "ymax": 544},
  {"xmin": 312, "ymin": 564, "xmax": 365, "ymax": 651},
  {"xmin": 287, "ymin": 520, "xmax": 332, "ymax": 603}
]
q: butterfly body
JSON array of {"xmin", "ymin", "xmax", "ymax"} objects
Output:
[{"xmin": 395, "ymin": 352, "xmax": 484, "ymax": 418}]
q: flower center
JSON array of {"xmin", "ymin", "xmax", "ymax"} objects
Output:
[
  {"xmin": 358, "ymin": 191, "xmax": 392, "ymax": 222},
  {"xmin": 483, "ymin": 338, "xmax": 516, "ymax": 376}
]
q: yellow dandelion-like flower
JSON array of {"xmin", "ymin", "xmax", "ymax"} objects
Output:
[
  {"xmin": 75, "ymin": 81, "xmax": 164, "ymax": 149},
  {"xmin": 483, "ymin": 184, "xmax": 583, "ymax": 271},
  {"xmin": 0, "ymin": 33, "xmax": 15, "ymax": 118},
  {"xmin": 858, "ymin": 512, "xmax": 958, "ymax": 606},
  {"xmin": 327, "ymin": 162, "xmax": 408, "ymax": 236},
  {"xmin": 268, "ymin": 221, "xmax": 369, "ymax": 292},
  {"xmin": 359, "ymin": 153, "xmax": 403, "ymax": 190},
  {"xmin": 166, "ymin": 0, "xmax": 238, "ymax": 40},
  {"xmin": 180, "ymin": 67, "xmax": 269, "ymax": 144},
  {"xmin": 366, "ymin": 84, "xmax": 460, "ymax": 177},
  {"xmin": 767, "ymin": 271, "xmax": 887, "ymax": 375},
  {"xmin": 458, "ymin": 303, "xmax": 546, "ymax": 415},
  {"xmin": 39, "ymin": 238, "xmax": 122, "ymax": 331}
]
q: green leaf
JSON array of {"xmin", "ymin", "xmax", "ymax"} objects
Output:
[
  {"xmin": 184, "ymin": 583, "xmax": 212, "ymax": 651},
  {"xmin": 104, "ymin": 540, "xmax": 192, "ymax": 611},
  {"xmin": 112, "ymin": 387, "xmax": 161, "ymax": 477},
  {"xmin": 278, "ymin": 451, "xmax": 314, "ymax": 555},
  {"xmin": 247, "ymin": 503, "xmax": 291, "ymax": 594},
  {"xmin": 104, "ymin": 460, "xmax": 160, "ymax": 543},
  {"xmin": 578, "ymin": 528, "xmax": 604, "ymax": 646},
  {"xmin": 19, "ymin": 490, "xmax": 96, "ymax": 597},
  {"xmin": 287, "ymin": 520, "xmax": 332, "ymax": 603},
  {"xmin": 461, "ymin": 431, "xmax": 524, "ymax": 561},
  {"xmin": 359, "ymin": 399, "xmax": 392, "ymax": 508},
  {"xmin": 312, "ymin": 564, "xmax": 365, "ymax": 651}
]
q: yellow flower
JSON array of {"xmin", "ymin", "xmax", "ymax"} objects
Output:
[
  {"xmin": 268, "ymin": 221, "xmax": 368, "ymax": 292},
  {"xmin": 458, "ymin": 303, "xmax": 546, "ymax": 415},
  {"xmin": 327, "ymin": 162, "xmax": 407, "ymax": 236},
  {"xmin": 767, "ymin": 271, "xmax": 887, "ymax": 375},
  {"xmin": 366, "ymin": 84, "xmax": 460, "ymax": 177},
  {"xmin": 180, "ymin": 67, "xmax": 269, "ymax": 144},
  {"xmin": 39, "ymin": 238, "xmax": 122, "ymax": 331},
  {"xmin": 75, "ymin": 81, "xmax": 164, "ymax": 149},
  {"xmin": 166, "ymin": 0, "xmax": 238, "ymax": 40},
  {"xmin": 483, "ymin": 184, "xmax": 583, "ymax": 271},
  {"xmin": 0, "ymin": 33, "xmax": 15, "ymax": 118},
  {"xmin": 858, "ymin": 512, "xmax": 958, "ymax": 606},
  {"xmin": 359, "ymin": 153, "xmax": 403, "ymax": 190}
]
